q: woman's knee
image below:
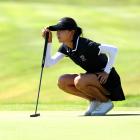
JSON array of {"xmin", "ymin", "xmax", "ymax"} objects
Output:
[
  {"xmin": 57, "ymin": 74, "xmax": 77, "ymax": 90},
  {"xmin": 57, "ymin": 74, "xmax": 68, "ymax": 89},
  {"xmin": 74, "ymin": 75, "xmax": 85, "ymax": 90}
]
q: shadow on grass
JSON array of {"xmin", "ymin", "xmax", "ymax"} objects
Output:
[
  {"xmin": 106, "ymin": 113, "xmax": 140, "ymax": 116},
  {"xmin": 80, "ymin": 113, "xmax": 140, "ymax": 117}
]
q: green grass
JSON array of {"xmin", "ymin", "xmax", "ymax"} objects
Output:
[
  {"xmin": 0, "ymin": 111, "xmax": 140, "ymax": 140},
  {"xmin": 0, "ymin": 1, "xmax": 140, "ymax": 110}
]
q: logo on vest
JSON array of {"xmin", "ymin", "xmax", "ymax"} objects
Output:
[{"xmin": 79, "ymin": 55, "xmax": 87, "ymax": 62}]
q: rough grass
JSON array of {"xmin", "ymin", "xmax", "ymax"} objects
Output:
[{"xmin": 1, "ymin": 0, "xmax": 140, "ymax": 5}]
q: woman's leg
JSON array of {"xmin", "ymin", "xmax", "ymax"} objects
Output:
[
  {"xmin": 58, "ymin": 73, "xmax": 113, "ymax": 115},
  {"xmin": 74, "ymin": 73, "xmax": 114, "ymax": 115},
  {"xmin": 74, "ymin": 73, "xmax": 109, "ymax": 102},
  {"xmin": 57, "ymin": 74, "xmax": 95, "ymax": 101}
]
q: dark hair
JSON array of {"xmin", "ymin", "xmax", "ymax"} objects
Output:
[
  {"xmin": 74, "ymin": 26, "xmax": 83, "ymax": 38},
  {"xmin": 72, "ymin": 26, "xmax": 83, "ymax": 46}
]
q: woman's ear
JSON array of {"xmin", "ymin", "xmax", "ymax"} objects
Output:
[
  {"xmin": 71, "ymin": 30, "xmax": 75, "ymax": 39},
  {"xmin": 68, "ymin": 30, "xmax": 75, "ymax": 41},
  {"xmin": 72, "ymin": 30, "xmax": 75, "ymax": 35}
]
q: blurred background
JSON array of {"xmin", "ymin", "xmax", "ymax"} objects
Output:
[{"xmin": 0, "ymin": 0, "xmax": 140, "ymax": 110}]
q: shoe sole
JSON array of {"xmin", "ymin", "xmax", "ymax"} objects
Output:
[{"xmin": 84, "ymin": 112, "xmax": 92, "ymax": 116}]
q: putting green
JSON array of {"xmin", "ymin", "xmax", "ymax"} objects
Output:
[{"xmin": 0, "ymin": 111, "xmax": 140, "ymax": 140}]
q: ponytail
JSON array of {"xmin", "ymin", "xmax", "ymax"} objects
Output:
[
  {"xmin": 72, "ymin": 27, "xmax": 83, "ymax": 45},
  {"xmin": 74, "ymin": 27, "xmax": 83, "ymax": 37}
]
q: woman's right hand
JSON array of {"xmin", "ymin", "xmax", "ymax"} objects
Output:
[{"xmin": 42, "ymin": 27, "xmax": 52, "ymax": 43}]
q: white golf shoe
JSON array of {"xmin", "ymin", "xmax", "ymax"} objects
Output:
[
  {"xmin": 84, "ymin": 100, "xmax": 101, "ymax": 116},
  {"xmin": 91, "ymin": 100, "xmax": 114, "ymax": 116}
]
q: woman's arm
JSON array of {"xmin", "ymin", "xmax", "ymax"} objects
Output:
[
  {"xmin": 99, "ymin": 44, "xmax": 118, "ymax": 74},
  {"xmin": 44, "ymin": 43, "xmax": 65, "ymax": 67}
]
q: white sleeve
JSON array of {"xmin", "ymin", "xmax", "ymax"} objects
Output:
[
  {"xmin": 44, "ymin": 43, "xmax": 65, "ymax": 67},
  {"xmin": 99, "ymin": 44, "xmax": 118, "ymax": 74}
]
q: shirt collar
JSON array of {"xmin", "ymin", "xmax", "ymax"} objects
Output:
[{"xmin": 72, "ymin": 36, "xmax": 80, "ymax": 52}]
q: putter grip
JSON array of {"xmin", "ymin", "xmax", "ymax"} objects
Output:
[{"xmin": 42, "ymin": 32, "xmax": 49, "ymax": 68}]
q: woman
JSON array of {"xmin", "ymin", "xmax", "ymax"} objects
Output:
[{"xmin": 42, "ymin": 17, "xmax": 125, "ymax": 116}]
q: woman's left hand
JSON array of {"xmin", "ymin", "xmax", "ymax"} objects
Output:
[{"xmin": 96, "ymin": 72, "xmax": 109, "ymax": 85}]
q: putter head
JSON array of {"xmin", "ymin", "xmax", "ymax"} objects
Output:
[{"xmin": 30, "ymin": 113, "xmax": 40, "ymax": 117}]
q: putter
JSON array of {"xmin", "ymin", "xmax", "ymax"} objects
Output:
[{"xmin": 30, "ymin": 32, "xmax": 49, "ymax": 117}]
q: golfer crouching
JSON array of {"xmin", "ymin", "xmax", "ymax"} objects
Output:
[{"xmin": 42, "ymin": 17, "xmax": 125, "ymax": 116}]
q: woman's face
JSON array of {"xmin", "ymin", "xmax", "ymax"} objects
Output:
[{"xmin": 57, "ymin": 30, "xmax": 75, "ymax": 43}]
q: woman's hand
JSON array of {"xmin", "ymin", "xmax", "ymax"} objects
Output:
[
  {"xmin": 96, "ymin": 71, "xmax": 109, "ymax": 85},
  {"xmin": 42, "ymin": 27, "xmax": 52, "ymax": 42}
]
